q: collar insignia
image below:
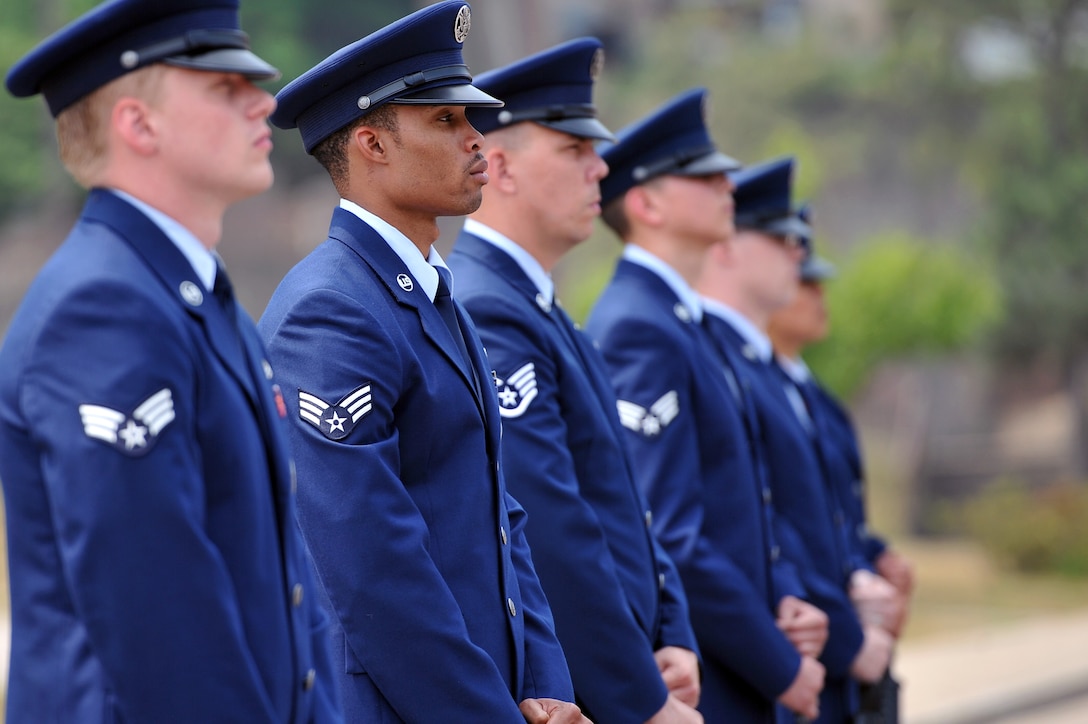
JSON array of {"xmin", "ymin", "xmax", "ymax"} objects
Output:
[{"xmin": 179, "ymin": 281, "xmax": 204, "ymax": 306}]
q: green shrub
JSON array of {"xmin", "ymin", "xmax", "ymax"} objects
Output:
[{"xmin": 961, "ymin": 478, "xmax": 1088, "ymax": 576}]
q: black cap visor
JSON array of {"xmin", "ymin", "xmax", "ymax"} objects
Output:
[
  {"xmin": 540, "ymin": 116, "xmax": 616, "ymax": 142},
  {"xmin": 164, "ymin": 48, "xmax": 280, "ymax": 81},
  {"xmin": 739, "ymin": 215, "xmax": 812, "ymax": 239},
  {"xmin": 674, "ymin": 149, "xmax": 742, "ymax": 177},
  {"xmin": 800, "ymin": 256, "xmax": 836, "ymax": 282},
  {"xmin": 394, "ymin": 83, "xmax": 503, "ymax": 107}
]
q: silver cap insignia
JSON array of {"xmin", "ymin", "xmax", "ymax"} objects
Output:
[
  {"xmin": 454, "ymin": 5, "xmax": 472, "ymax": 43},
  {"xmin": 589, "ymin": 48, "xmax": 604, "ymax": 80}
]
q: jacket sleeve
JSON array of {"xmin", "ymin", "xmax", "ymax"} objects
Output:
[
  {"xmin": 773, "ymin": 509, "xmax": 866, "ymax": 678},
  {"xmin": 20, "ymin": 281, "xmax": 280, "ymax": 722},
  {"xmin": 594, "ymin": 316, "xmax": 802, "ymax": 702},
  {"xmin": 504, "ymin": 490, "xmax": 578, "ymax": 703},
  {"xmin": 650, "ymin": 532, "xmax": 701, "ymax": 656},
  {"xmin": 467, "ymin": 293, "xmax": 671, "ymax": 721},
  {"xmin": 302, "ymin": 550, "xmax": 343, "ymax": 723}
]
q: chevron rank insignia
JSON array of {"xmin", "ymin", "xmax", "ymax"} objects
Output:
[
  {"xmin": 617, "ymin": 390, "xmax": 679, "ymax": 437},
  {"xmin": 495, "ymin": 362, "xmax": 537, "ymax": 419},
  {"xmin": 79, "ymin": 388, "xmax": 175, "ymax": 456},
  {"xmin": 298, "ymin": 384, "xmax": 372, "ymax": 440}
]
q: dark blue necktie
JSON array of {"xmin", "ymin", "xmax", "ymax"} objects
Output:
[
  {"xmin": 213, "ymin": 262, "xmax": 246, "ymax": 359},
  {"xmin": 434, "ymin": 266, "xmax": 479, "ymax": 394},
  {"xmin": 213, "ymin": 264, "xmax": 236, "ymax": 317}
]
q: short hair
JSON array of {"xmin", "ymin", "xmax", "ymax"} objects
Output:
[
  {"xmin": 481, "ymin": 121, "xmax": 530, "ymax": 151},
  {"xmin": 600, "ymin": 195, "xmax": 630, "ymax": 239},
  {"xmin": 55, "ymin": 64, "xmax": 165, "ymax": 188},
  {"xmin": 600, "ymin": 174, "xmax": 673, "ymax": 240},
  {"xmin": 312, "ymin": 103, "xmax": 399, "ymax": 192}
]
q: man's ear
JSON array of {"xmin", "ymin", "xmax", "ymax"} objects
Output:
[
  {"xmin": 625, "ymin": 184, "xmax": 664, "ymax": 228},
  {"xmin": 112, "ymin": 97, "xmax": 157, "ymax": 156},
  {"xmin": 706, "ymin": 237, "xmax": 734, "ymax": 267},
  {"xmin": 485, "ymin": 146, "xmax": 518, "ymax": 194},
  {"xmin": 352, "ymin": 125, "xmax": 391, "ymax": 165}
]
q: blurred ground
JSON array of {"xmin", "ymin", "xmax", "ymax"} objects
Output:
[
  {"xmin": 898, "ymin": 606, "xmax": 1088, "ymax": 723},
  {"xmin": 895, "ymin": 540, "xmax": 1088, "ymax": 723}
]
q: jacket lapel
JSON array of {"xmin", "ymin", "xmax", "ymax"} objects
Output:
[
  {"xmin": 328, "ymin": 209, "xmax": 486, "ymax": 416},
  {"xmin": 83, "ymin": 190, "xmax": 258, "ymax": 405}
]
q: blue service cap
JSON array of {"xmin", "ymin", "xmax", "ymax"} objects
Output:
[
  {"xmin": 796, "ymin": 202, "xmax": 813, "ymax": 251},
  {"xmin": 598, "ymin": 88, "xmax": 741, "ymax": 208},
  {"xmin": 795, "ymin": 204, "xmax": 836, "ymax": 281},
  {"xmin": 271, "ymin": 1, "xmax": 503, "ymax": 154},
  {"xmin": 731, "ymin": 156, "xmax": 812, "ymax": 238},
  {"xmin": 5, "ymin": 0, "xmax": 278, "ymax": 118},
  {"xmin": 467, "ymin": 37, "xmax": 614, "ymax": 142}
]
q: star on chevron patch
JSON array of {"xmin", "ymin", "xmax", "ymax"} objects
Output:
[
  {"xmin": 494, "ymin": 362, "xmax": 537, "ymax": 419},
  {"xmin": 79, "ymin": 388, "xmax": 175, "ymax": 456},
  {"xmin": 298, "ymin": 384, "xmax": 372, "ymax": 440},
  {"xmin": 616, "ymin": 390, "xmax": 679, "ymax": 437}
]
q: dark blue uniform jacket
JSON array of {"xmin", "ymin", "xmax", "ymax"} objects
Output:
[
  {"xmin": 449, "ymin": 231, "xmax": 699, "ymax": 723},
  {"xmin": 0, "ymin": 189, "xmax": 339, "ymax": 723},
  {"xmin": 702, "ymin": 311, "xmax": 865, "ymax": 723},
  {"xmin": 258, "ymin": 207, "xmax": 573, "ymax": 722},
  {"xmin": 586, "ymin": 257, "xmax": 805, "ymax": 723}
]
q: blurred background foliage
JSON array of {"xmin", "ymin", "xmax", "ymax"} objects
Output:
[
  {"xmin": 805, "ymin": 234, "xmax": 1002, "ymax": 399},
  {"xmin": 2, "ymin": 0, "xmax": 1088, "ymax": 578},
  {"xmin": 954, "ymin": 478, "xmax": 1088, "ymax": 576}
]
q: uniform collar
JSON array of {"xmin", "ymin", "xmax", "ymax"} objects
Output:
[
  {"xmin": 700, "ymin": 297, "xmax": 773, "ymax": 362},
  {"xmin": 622, "ymin": 244, "xmax": 702, "ymax": 323},
  {"xmin": 462, "ymin": 218, "xmax": 554, "ymax": 304},
  {"xmin": 777, "ymin": 353, "xmax": 812, "ymax": 384},
  {"xmin": 109, "ymin": 188, "xmax": 217, "ymax": 291},
  {"xmin": 340, "ymin": 198, "xmax": 448, "ymax": 302}
]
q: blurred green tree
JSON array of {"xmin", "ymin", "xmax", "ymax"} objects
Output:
[
  {"xmin": 805, "ymin": 233, "xmax": 1002, "ymax": 399},
  {"xmin": 880, "ymin": 0, "xmax": 1088, "ymax": 469},
  {"xmin": 0, "ymin": 0, "xmax": 418, "ymax": 215}
]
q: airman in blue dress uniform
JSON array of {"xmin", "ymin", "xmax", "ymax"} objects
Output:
[
  {"xmin": 584, "ymin": 90, "xmax": 829, "ymax": 723},
  {"xmin": 697, "ymin": 157, "xmax": 899, "ymax": 722},
  {"xmin": 768, "ymin": 215, "xmax": 915, "ymax": 723},
  {"xmin": 771, "ymin": 209, "xmax": 915, "ymax": 605},
  {"xmin": 0, "ymin": 0, "xmax": 340, "ymax": 721},
  {"xmin": 257, "ymin": 3, "xmax": 586, "ymax": 722},
  {"xmin": 447, "ymin": 39, "xmax": 703, "ymax": 723}
]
